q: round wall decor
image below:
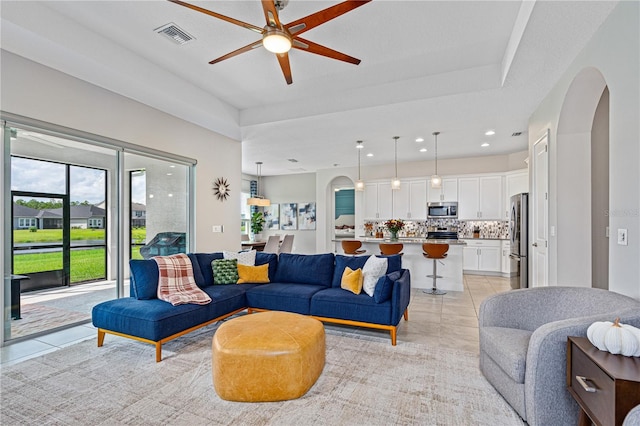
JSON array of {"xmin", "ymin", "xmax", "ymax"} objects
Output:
[{"xmin": 213, "ymin": 177, "xmax": 230, "ymax": 201}]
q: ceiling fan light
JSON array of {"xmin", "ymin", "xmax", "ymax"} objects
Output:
[{"xmin": 263, "ymin": 29, "xmax": 292, "ymax": 53}]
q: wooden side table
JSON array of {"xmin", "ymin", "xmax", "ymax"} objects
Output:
[{"xmin": 567, "ymin": 336, "xmax": 640, "ymax": 426}]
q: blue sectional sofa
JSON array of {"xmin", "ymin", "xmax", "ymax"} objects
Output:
[{"xmin": 92, "ymin": 252, "xmax": 411, "ymax": 361}]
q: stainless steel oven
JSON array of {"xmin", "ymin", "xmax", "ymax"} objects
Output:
[{"xmin": 427, "ymin": 201, "xmax": 458, "ymax": 219}]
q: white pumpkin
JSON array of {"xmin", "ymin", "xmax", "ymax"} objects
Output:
[
  {"xmin": 587, "ymin": 320, "xmax": 613, "ymax": 351},
  {"xmin": 587, "ymin": 318, "xmax": 640, "ymax": 357},
  {"xmin": 621, "ymin": 324, "xmax": 640, "ymax": 357}
]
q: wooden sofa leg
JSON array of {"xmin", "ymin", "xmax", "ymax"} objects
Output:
[
  {"xmin": 156, "ymin": 343, "xmax": 162, "ymax": 363},
  {"xmin": 404, "ymin": 309, "xmax": 409, "ymax": 321},
  {"xmin": 390, "ymin": 327, "xmax": 397, "ymax": 346},
  {"xmin": 97, "ymin": 329, "xmax": 105, "ymax": 347}
]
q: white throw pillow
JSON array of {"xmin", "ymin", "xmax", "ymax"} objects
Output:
[
  {"xmin": 362, "ymin": 256, "xmax": 388, "ymax": 297},
  {"xmin": 223, "ymin": 250, "xmax": 256, "ymax": 266}
]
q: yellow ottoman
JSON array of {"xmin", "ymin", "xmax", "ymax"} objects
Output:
[{"xmin": 212, "ymin": 311, "xmax": 325, "ymax": 402}]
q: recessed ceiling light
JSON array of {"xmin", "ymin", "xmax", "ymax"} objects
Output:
[
  {"xmin": 481, "ymin": 142, "xmax": 490, "ymax": 147},
  {"xmin": 485, "ymin": 130, "xmax": 495, "ymax": 136},
  {"xmin": 366, "ymin": 153, "xmax": 373, "ymax": 157},
  {"xmin": 419, "ymin": 148, "xmax": 427, "ymax": 152},
  {"xmin": 415, "ymin": 137, "xmax": 424, "ymax": 143}
]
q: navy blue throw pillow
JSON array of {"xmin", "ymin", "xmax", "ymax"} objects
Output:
[
  {"xmin": 331, "ymin": 255, "xmax": 369, "ymax": 288},
  {"xmin": 378, "ymin": 254, "xmax": 402, "ymax": 274},
  {"xmin": 129, "ymin": 259, "xmax": 159, "ymax": 300},
  {"xmin": 373, "ymin": 270, "xmax": 402, "ymax": 303}
]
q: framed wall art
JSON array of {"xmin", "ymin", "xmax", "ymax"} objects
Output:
[
  {"xmin": 264, "ymin": 204, "xmax": 280, "ymax": 230},
  {"xmin": 280, "ymin": 203, "xmax": 297, "ymax": 230},
  {"xmin": 297, "ymin": 202, "xmax": 316, "ymax": 230}
]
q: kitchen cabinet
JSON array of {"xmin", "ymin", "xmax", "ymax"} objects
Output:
[
  {"xmin": 458, "ymin": 176, "xmax": 503, "ymax": 220},
  {"xmin": 504, "ymin": 170, "xmax": 528, "ymax": 219},
  {"xmin": 501, "ymin": 240, "xmax": 510, "ymax": 274},
  {"xmin": 427, "ymin": 178, "xmax": 458, "ymax": 202},
  {"xmin": 363, "ymin": 182, "xmax": 392, "ymax": 219},
  {"xmin": 462, "ymin": 239, "xmax": 501, "ymax": 273},
  {"xmin": 393, "ymin": 179, "xmax": 427, "ymax": 219}
]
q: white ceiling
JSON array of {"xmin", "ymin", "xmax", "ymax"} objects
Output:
[{"xmin": 0, "ymin": 1, "xmax": 618, "ymax": 176}]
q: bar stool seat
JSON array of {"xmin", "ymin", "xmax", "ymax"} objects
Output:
[
  {"xmin": 379, "ymin": 243, "xmax": 404, "ymax": 256},
  {"xmin": 422, "ymin": 243, "xmax": 449, "ymax": 295},
  {"xmin": 342, "ymin": 240, "xmax": 366, "ymax": 255}
]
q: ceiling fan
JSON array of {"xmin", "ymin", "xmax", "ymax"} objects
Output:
[{"xmin": 167, "ymin": 0, "xmax": 371, "ymax": 85}]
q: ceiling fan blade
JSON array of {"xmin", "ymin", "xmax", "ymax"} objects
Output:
[
  {"xmin": 168, "ymin": 0, "xmax": 263, "ymax": 34},
  {"xmin": 285, "ymin": 0, "xmax": 371, "ymax": 37},
  {"xmin": 261, "ymin": 0, "xmax": 282, "ymax": 29},
  {"xmin": 276, "ymin": 53, "xmax": 293, "ymax": 85},
  {"xmin": 209, "ymin": 40, "xmax": 263, "ymax": 65},
  {"xmin": 293, "ymin": 37, "xmax": 361, "ymax": 65}
]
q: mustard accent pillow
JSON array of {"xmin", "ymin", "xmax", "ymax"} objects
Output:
[
  {"xmin": 237, "ymin": 263, "xmax": 270, "ymax": 284},
  {"xmin": 340, "ymin": 267, "xmax": 363, "ymax": 294}
]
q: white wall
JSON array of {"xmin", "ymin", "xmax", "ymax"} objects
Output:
[
  {"xmin": 528, "ymin": 1, "xmax": 639, "ymax": 299},
  {"xmin": 261, "ymin": 173, "xmax": 316, "ymax": 254},
  {"xmin": 1, "ymin": 51, "xmax": 242, "ymax": 253}
]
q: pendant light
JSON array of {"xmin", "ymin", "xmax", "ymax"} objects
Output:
[
  {"xmin": 391, "ymin": 136, "xmax": 401, "ymax": 190},
  {"xmin": 355, "ymin": 140, "xmax": 365, "ymax": 191},
  {"xmin": 247, "ymin": 161, "xmax": 271, "ymax": 206},
  {"xmin": 430, "ymin": 132, "xmax": 442, "ymax": 189}
]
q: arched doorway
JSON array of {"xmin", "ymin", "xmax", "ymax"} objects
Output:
[{"xmin": 556, "ymin": 67, "xmax": 609, "ymax": 289}]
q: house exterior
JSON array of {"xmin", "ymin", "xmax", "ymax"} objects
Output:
[
  {"xmin": 131, "ymin": 202, "xmax": 146, "ymax": 228},
  {"xmin": 11, "ymin": 203, "xmax": 106, "ymax": 230}
]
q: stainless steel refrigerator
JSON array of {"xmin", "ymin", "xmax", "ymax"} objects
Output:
[{"xmin": 509, "ymin": 193, "xmax": 528, "ymax": 289}]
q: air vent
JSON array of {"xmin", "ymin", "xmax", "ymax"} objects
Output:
[
  {"xmin": 287, "ymin": 158, "xmax": 298, "ymax": 163},
  {"xmin": 155, "ymin": 23, "xmax": 194, "ymax": 45},
  {"xmin": 512, "ymin": 132, "xmax": 523, "ymax": 137}
]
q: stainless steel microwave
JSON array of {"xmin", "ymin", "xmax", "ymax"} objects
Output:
[{"xmin": 427, "ymin": 202, "xmax": 458, "ymax": 219}]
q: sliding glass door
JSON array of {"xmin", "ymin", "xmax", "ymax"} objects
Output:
[{"xmin": 2, "ymin": 120, "xmax": 195, "ymax": 343}]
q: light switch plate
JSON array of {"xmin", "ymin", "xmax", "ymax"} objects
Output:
[
  {"xmin": 617, "ymin": 228, "xmax": 628, "ymax": 245},
  {"xmin": 212, "ymin": 225, "xmax": 223, "ymax": 233}
]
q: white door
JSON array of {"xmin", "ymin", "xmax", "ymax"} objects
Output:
[{"xmin": 532, "ymin": 131, "xmax": 549, "ymax": 287}]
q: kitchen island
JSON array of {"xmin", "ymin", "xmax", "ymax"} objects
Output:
[{"xmin": 333, "ymin": 238, "xmax": 466, "ymax": 292}]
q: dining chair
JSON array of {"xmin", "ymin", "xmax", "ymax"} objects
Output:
[
  {"xmin": 262, "ymin": 235, "xmax": 281, "ymax": 254},
  {"xmin": 278, "ymin": 235, "xmax": 294, "ymax": 254}
]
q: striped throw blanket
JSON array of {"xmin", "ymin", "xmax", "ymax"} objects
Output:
[{"xmin": 154, "ymin": 253, "xmax": 211, "ymax": 306}]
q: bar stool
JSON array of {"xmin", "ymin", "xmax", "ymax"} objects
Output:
[
  {"xmin": 342, "ymin": 240, "xmax": 366, "ymax": 255},
  {"xmin": 422, "ymin": 243, "xmax": 449, "ymax": 295},
  {"xmin": 379, "ymin": 243, "xmax": 404, "ymax": 256}
]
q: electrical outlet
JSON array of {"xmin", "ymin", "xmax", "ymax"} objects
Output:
[
  {"xmin": 212, "ymin": 225, "xmax": 223, "ymax": 233},
  {"xmin": 617, "ymin": 228, "xmax": 628, "ymax": 246}
]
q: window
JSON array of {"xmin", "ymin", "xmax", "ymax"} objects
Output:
[{"xmin": 18, "ymin": 218, "xmax": 36, "ymax": 228}]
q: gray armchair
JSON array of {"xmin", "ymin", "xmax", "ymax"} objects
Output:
[{"xmin": 479, "ymin": 286, "xmax": 640, "ymax": 426}]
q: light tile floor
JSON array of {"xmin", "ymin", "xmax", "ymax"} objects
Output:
[{"xmin": 0, "ymin": 274, "xmax": 511, "ymax": 366}]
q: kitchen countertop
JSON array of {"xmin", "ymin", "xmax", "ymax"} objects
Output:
[
  {"xmin": 333, "ymin": 238, "xmax": 466, "ymax": 245},
  {"xmin": 459, "ymin": 237, "xmax": 509, "ymax": 241}
]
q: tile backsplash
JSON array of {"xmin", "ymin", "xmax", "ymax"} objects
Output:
[{"xmin": 362, "ymin": 219, "xmax": 509, "ymax": 239}]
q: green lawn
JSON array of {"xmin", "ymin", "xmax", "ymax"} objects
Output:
[
  {"xmin": 13, "ymin": 227, "xmax": 147, "ymax": 244},
  {"xmin": 14, "ymin": 249, "xmax": 106, "ymax": 283}
]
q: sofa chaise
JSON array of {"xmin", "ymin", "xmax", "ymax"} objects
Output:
[
  {"xmin": 479, "ymin": 286, "xmax": 640, "ymax": 426},
  {"xmin": 92, "ymin": 252, "xmax": 411, "ymax": 362}
]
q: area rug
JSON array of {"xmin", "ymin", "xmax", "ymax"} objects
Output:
[
  {"xmin": 10, "ymin": 304, "xmax": 89, "ymax": 338},
  {"xmin": 1, "ymin": 324, "xmax": 523, "ymax": 425}
]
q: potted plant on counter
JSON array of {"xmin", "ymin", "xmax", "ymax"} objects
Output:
[
  {"xmin": 385, "ymin": 219, "xmax": 405, "ymax": 241},
  {"xmin": 250, "ymin": 211, "xmax": 265, "ymax": 241}
]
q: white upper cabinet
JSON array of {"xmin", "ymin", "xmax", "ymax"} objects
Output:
[
  {"xmin": 427, "ymin": 178, "xmax": 458, "ymax": 202},
  {"xmin": 393, "ymin": 179, "xmax": 427, "ymax": 219},
  {"xmin": 364, "ymin": 182, "xmax": 393, "ymax": 219},
  {"xmin": 458, "ymin": 176, "xmax": 504, "ymax": 220},
  {"xmin": 504, "ymin": 170, "xmax": 529, "ymax": 219}
]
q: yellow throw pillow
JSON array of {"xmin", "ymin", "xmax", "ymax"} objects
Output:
[
  {"xmin": 237, "ymin": 263, "xmax": 270, "ymax": 284},
  {"xmin": 341, "ymin": 267, "xmax": 363, "ymax": 294}
]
